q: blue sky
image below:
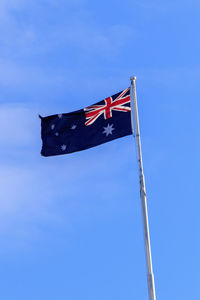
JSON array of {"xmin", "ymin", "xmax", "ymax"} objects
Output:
[{"xmin": 0, "ymin": 0, "xmax": 200, "ymax": 299}]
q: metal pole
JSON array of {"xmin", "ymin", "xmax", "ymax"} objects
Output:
[{"xmin": 130, "ymin": 76, "xmax": 156, "ymax": 300}]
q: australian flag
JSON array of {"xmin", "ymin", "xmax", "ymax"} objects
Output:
[{"xmin": 40, "ymin": 87, "xmax": 133, "ymax": 156}]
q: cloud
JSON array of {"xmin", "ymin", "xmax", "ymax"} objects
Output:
[
  {"xmin": 0, "ymin": 151, "xmax": 135, "ymax": 250},
  {"xmin": 0, "ymin": 0, "xmax": 26, "ymax": 17},
  {"xmin": 0, "ymin": 0, "xmax": 134, "ymax": 59},
  {"xmin": 55, "ymin": 23, "xmax": 134, "ymax": 57},
  {"xmin": 0, "ymin": 0, "xmax": 134, "ymax": 93},
  {"xmin": 0, "ymin": 104, "xmax": 136, "ymax": 250}
]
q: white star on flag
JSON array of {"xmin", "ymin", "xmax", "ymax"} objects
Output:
[
  {"xmin": 61, "ymin": 144, "xmax": 67, "ymax": 151},
  {"xmin": 103, "ymin": 124, "xmax": 115, "ymax": 136},
  {"xmin": 71, "ymin": 125, "xmax": 77, "ymax": 130}
]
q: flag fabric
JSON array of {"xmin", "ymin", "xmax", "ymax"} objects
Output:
[{"xmin": 40, "ymin": 87, "xmax": 133, "ymax": 156}]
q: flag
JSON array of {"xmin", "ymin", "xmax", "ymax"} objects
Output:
[{"xmin": 40, "ymin": 87, "xmax": 133, "ymax": 156}]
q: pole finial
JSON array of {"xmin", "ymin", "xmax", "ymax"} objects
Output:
[{"xmin": 130, "ymin": 76, "xmax": 136, "ymax": 81}]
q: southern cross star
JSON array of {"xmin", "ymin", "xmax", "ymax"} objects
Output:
[
  {"xmin": 61, "ymin": 144, "xmax": 67, "ymax": 151},
  {"xmin": 102, "ymin": 123, "xmax": 115, "ymax": 136},
  {"xmin": 71, "ymin": 124, "xmax": 77, "ymax": 130}
]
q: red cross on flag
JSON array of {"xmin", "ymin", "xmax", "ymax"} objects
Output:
[{"xmin": 84, "ymin": 87, "xmax": 131, "ymax": 126}]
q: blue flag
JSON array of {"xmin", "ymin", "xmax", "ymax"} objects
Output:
[{"xmin": 40, "ymin": 87, "xmax": 133, "ymax": 156}]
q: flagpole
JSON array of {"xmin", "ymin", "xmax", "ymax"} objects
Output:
[{"xmin": 130, "ymin": 76, "xmax": 156, "ymax": 300}]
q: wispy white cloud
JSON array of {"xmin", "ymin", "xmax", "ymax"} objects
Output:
[
  {"xmin": 0, "ymin": 0, "xmax": 26, "ymax": 17},
  {"xmin": 0, "ymin": 0, "xmax": 134, "ymax": 93},
  {"xmin": 54, "ymin": 23, "xmax": 134, "ymax": 57},
  {"xmin": 0, "ymin": 104, "xmax": 136, "ymax": 250},
  {"xmin": 0, "ymin": 153, "xmax": 136, "ymax": 250}
]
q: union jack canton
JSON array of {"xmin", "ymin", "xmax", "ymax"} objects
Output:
[
  {"xmin": 84, "ymin": 87, "xmax": 131, "ymax": 126},
  {"xmin": 40, "ymin": 87, "xmax": 133, "ymax": 156}
]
